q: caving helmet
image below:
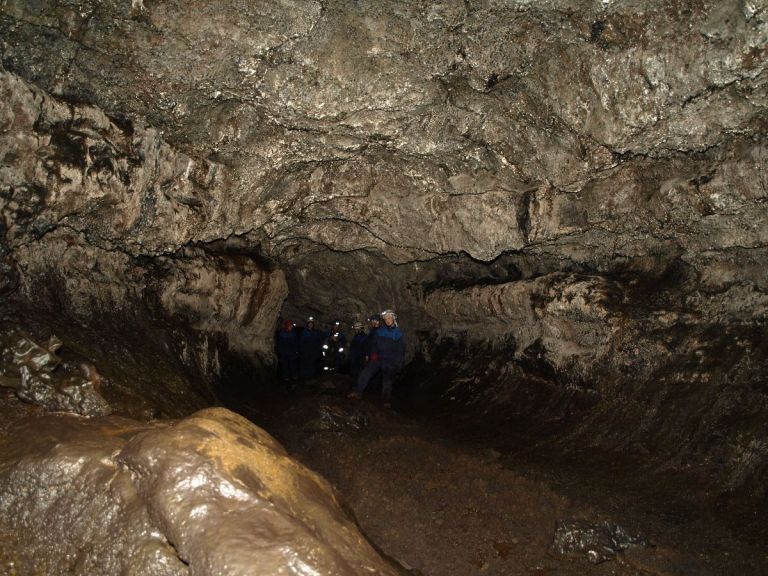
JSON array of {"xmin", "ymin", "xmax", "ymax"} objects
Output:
[
  {"xmin": 380, "ymin": 309, "xmax": 397, "ymax": 319},
  {"xmin": 380, "ymin": 309, "xmax": 397, "ymax": 326}
]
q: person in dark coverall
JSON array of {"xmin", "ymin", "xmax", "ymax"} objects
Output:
[
  {"xmin": 325, "ymin": 320, "xmax": 347, "ymax": 348},
  {"xmin": 276, "ymin": 319, "xmax": 299, "ymax": 386},
  {"xmin": 348, "ymin": 310, "xmax": 404, "ymax": 407},
  {"xmin": 364, "ymin": 314, "xmax": 381, "ymax": 361},
  {"xmin": 322, "ymin": 331, "xmax": 346, "ymax": 373},
  {"xmin": 298, "ymin": 316, "xmax": 322, "ymax": 380},
  {"xmin": 349, "ymin": 322, "xmax": 367, "ymax": 380},
  {"xmin": 363, "ymin": 313, "xmax": 383, "ymax": 390}
]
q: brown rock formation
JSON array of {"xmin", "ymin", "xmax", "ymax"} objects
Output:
[
  {"xmin": 0, "ymin": 405, "xmax": 404, "ymax": 575},
  {"xmin": 0, "ymin": 0, "xmax": 767, "ymax": 567}
]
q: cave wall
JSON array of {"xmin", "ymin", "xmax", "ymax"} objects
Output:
[
  {"xmin": 0, "ymin": 65, "xmax": 290, "ymax": 322},
  {"xmin": 1, "ymin": 0, "xmax": 767, "ymax": 494},
  {"xmin": 0, "ymin": 68, "xmax": 287, "ymax": 406}
]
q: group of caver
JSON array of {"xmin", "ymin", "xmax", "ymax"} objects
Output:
[{"xmin": 276, "ymin": 310, "xmax": 405, "ymax": 406}]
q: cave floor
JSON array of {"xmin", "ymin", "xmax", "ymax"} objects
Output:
[
  {"xmin": 241, "ymin": 375, "xmax": 767, "ymax": 576},
  {"xmin": 1, "ymin": 374, "xmax": 765, "ymax": 575}
]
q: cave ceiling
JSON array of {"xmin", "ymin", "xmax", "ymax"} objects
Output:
[{"xmin": 0, "ymin": 0, "xmax": 766, "ymax": 334}]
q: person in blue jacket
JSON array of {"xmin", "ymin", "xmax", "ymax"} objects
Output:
[
  {"xmin": 276, "ymin": 319, "xmax": 299, "ymax": 386},
  {"xmin": 298, "ymin": 316, "xmax": 323, "ymax": 380},
  {"xmin": 348, "ymin": 309, "xmax": 405, "ymax": 407}
]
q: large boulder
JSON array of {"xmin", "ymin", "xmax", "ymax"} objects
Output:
[{"xmin": 0, "ymin": 406, "xmax": 405, "ymax": 575}]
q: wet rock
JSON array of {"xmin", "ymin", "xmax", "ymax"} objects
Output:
[
  {"xmin": 0, "ymin": 0, "xmax": 767, "ymax": 519},
  {"xmin": 0, "ymin": 68, "xmax": 287, "ymax": 372},
  {"xmin": 425, "ymin": 272, "xmax": 620, "ymax": 379},
  {"xmin": 0, "ymin": 407, "xmax": 404, "ymax": 575},
  {"xmin": 552, "ymin": 518, "xmax": 648, "ymax": 564},
  {"xmin": 0, "ymin": 331, "xmax": 110, "ymax": 417},
  {"xmin": 16, "ymin": 363, "xmax": 111, "ymax": 417},
  {"xmin": 305, "ymin": 403, "xmax": 370, "ymax": 433}
]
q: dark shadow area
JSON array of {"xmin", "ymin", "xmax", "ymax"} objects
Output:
[
  {"xmin": 2, "ymin": 301, "xmax": 766, "ymax": 574},
  {"xmin": 0, "ymin": 304, "xmax": 214, "ymax": 419},
  {"xmin": 220, "ymin": 367, "xmax": 767, "ymax": 575}
]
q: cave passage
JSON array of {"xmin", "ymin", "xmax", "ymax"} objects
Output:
[
  {"xmin": 2, "ymin": 301, "xmax": 766, "ymax": 575},
  {"xmin": 231, "ymin": 351, "xmax": 768, "ymax": 576},
  {"xmin": 1, "ymin": 0, "xmax": 767, "ymax": 574}
]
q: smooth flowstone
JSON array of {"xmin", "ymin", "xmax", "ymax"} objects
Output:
[{"xmin": 0, "ymin": 406, "xmax": 404, "ymax": 575}]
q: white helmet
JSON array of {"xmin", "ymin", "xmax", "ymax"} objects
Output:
[{"xmin": 381, "ymin": 310, "xmax": 398, "ymax": 326}]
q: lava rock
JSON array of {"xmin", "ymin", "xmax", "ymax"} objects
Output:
[
  {"xmin": 305, "ymin": 403, "xmax": 370, "ymax": 433},
  {"xmin": 552, "ymin": 518, "xmax": 648, "ymax": 564},
  {"xmin": 0, "ymin": 0, "xmax": 767, "ymax": 514},
  {"xmin": 0, "ymin": 331, "xmax": 110, "ymax": 417},
  {"xmin": 0, "ymin": 407, "xmax": 405, "ymax": 575}
]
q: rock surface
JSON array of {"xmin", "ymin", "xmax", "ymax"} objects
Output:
[
  {"xmin": 0, "ymin": 329, "xmax": 111, "ymax": 416},
  {"xmin": 0, "ymin": 0, "xmax": 767, "ymax": 529},
  {"xmin": 552, "ymin": 519, "xmax": 648, "ymax": 564},
  {"xmin": 255, "ymin": 382, "xmax": 768, "ymax": 576},
  {"xmin": 0, "ymin": 404, "xmax": 404, "ymax": 575}
]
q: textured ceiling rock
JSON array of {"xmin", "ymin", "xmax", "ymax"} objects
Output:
[
  {"xmin": 4, "ymin": 0, "xmax": 765, "ymax": 267},
  {"xmin": 2, "ymin": 1, "xmax": 767, "ymax": 265},
  {"xmin": 0, "ymin": 406, "xmax": 404, "ymax": 575},
  {"xmin": 0, "ymin": 69, "xmax": 224, "ymax": 255}
]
